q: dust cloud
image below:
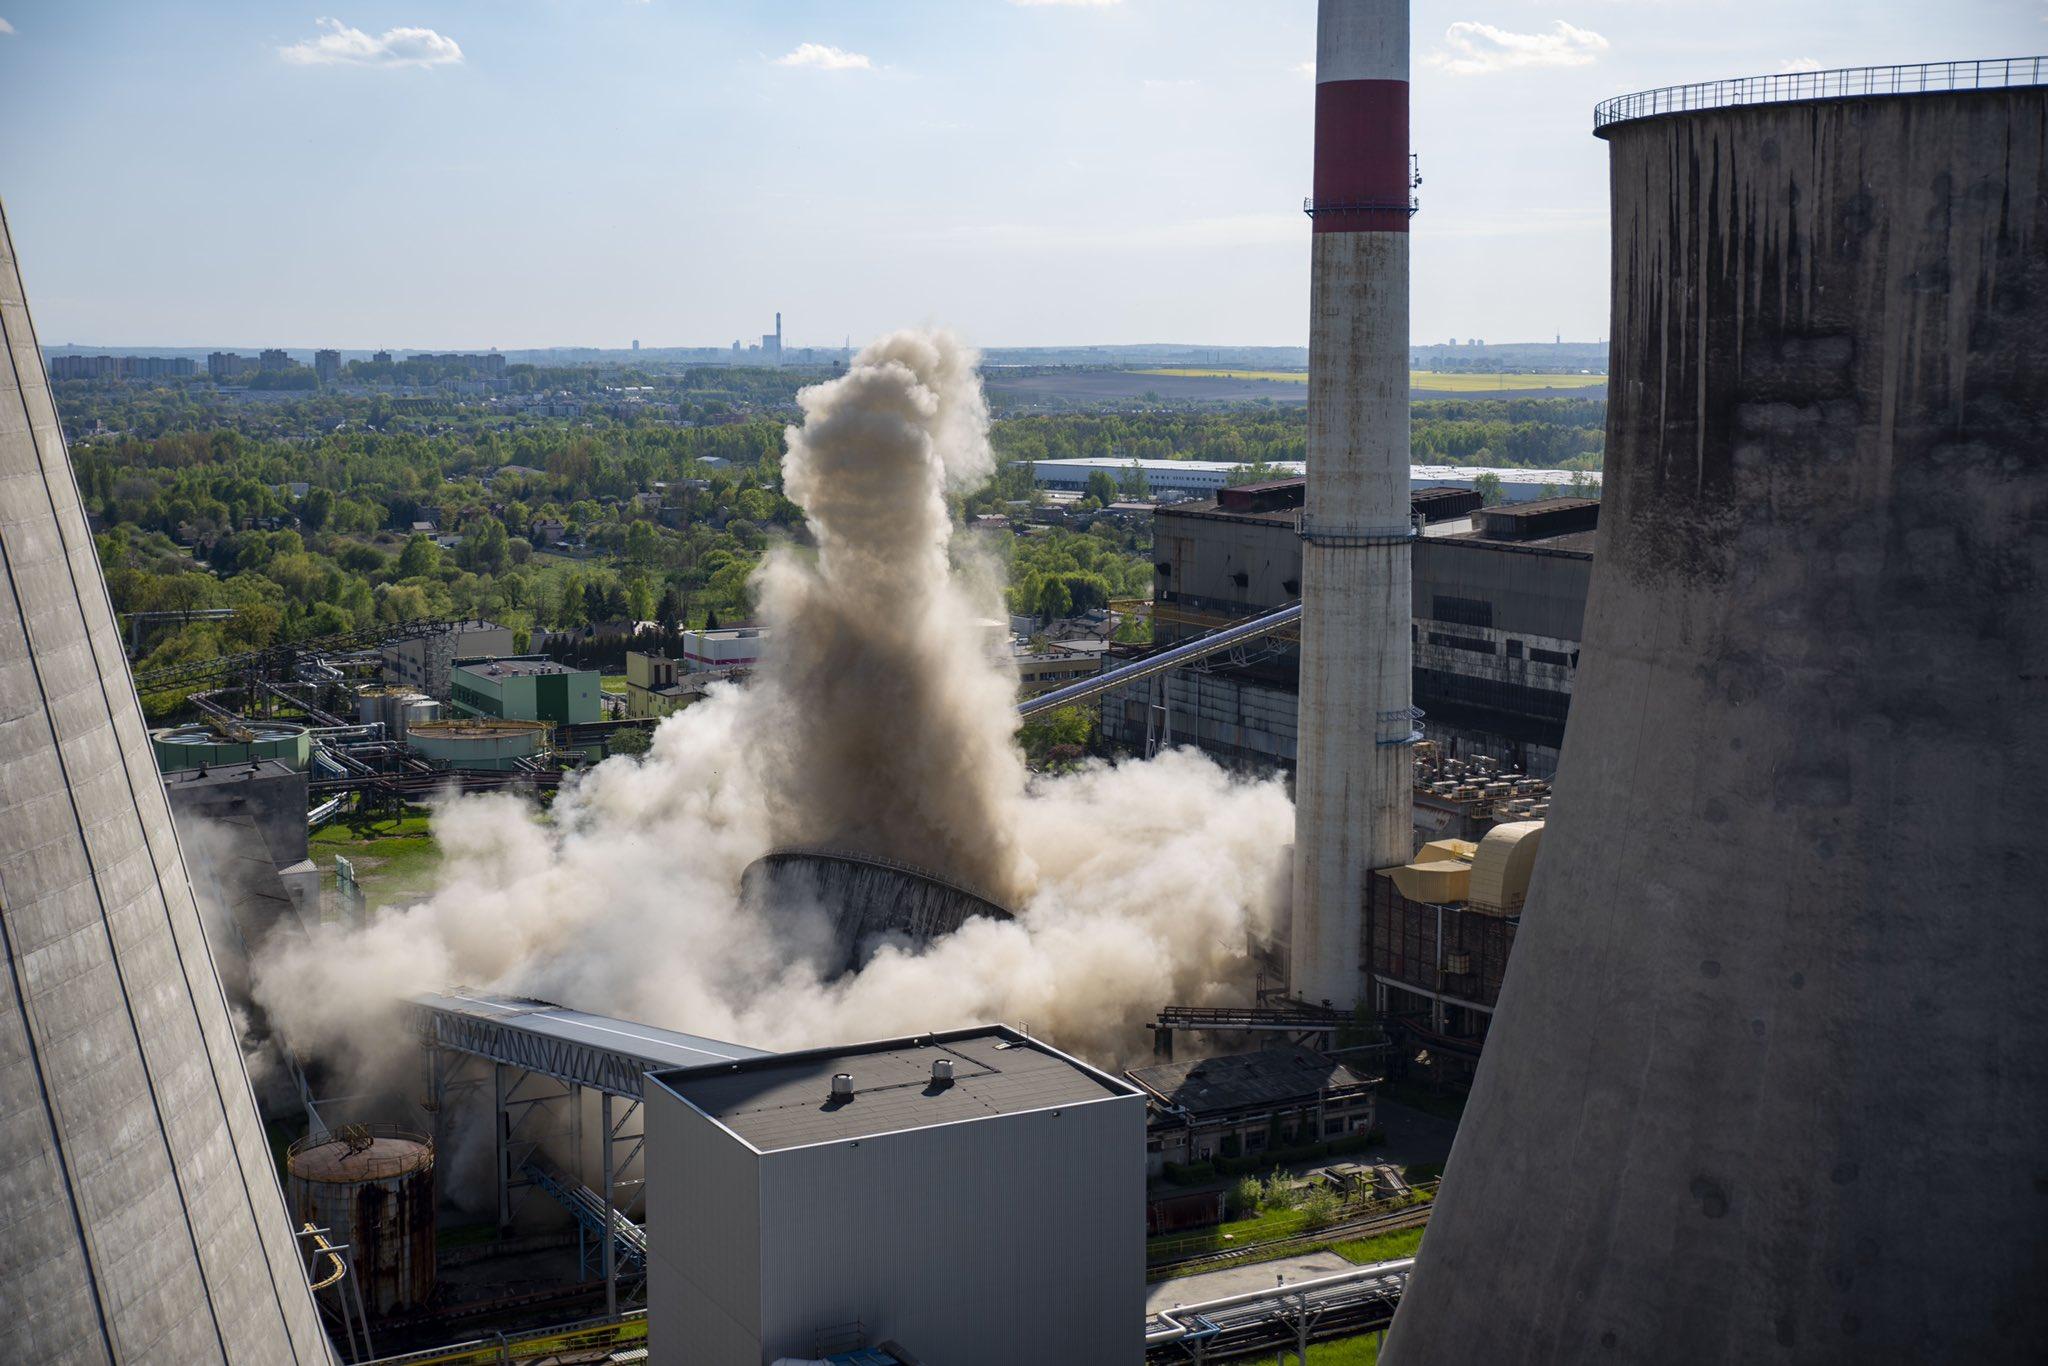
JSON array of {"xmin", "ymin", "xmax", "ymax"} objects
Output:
[{"xmin": 251, "ymin": 332, "xmax": 1292, "ymax": 1078}]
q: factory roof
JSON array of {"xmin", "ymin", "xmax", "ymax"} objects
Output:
[
  {"xmin": 650, "ymin": 1025, "xmax": 1136, "ymax": 1154},
  {"xmin": 1125, "ymin": 1044, "xmax": 1380, "ymax": 1120},
  {"xmin": 453, "ymin": 656, "xmax": 582, "ymax": 679}
]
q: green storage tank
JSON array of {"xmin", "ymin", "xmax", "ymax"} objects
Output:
[{"xmin": 151, "ymin": 721, "xmax": 313, "ymax": 773}]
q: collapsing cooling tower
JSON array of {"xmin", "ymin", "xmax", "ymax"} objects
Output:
[
  {"xmin": 1383, "ymin": 72, "xmax": 2048, "ymax": 1364},
  {"xmin": 0, "ymin": 202, "xmax": 334, "ymax": 1362},
  {"xmin": 741, "ymin": 848, "xmax": 1014, "ymax": 974}
]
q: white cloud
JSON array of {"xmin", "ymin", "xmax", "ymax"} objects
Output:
[
  {"xmin": 1426, "ymin": 20, "xmax": 1609, "ymax": 76},
  {"xmin": 280, "ymin": 18, "xmax": 462, "ymax": 69},
  {"xmin": 774, "ymin": 42, "xmax": 873, "ymax": 71},
  {"xmin": 0, "ymin": 18, "xmax": 14, "ymax": 36},
  {"xmin": 1779, "ymin": 57, "xmax": 1824, "ymax": 73}
]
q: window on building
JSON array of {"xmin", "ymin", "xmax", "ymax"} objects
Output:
[
  {"xmin": 1530, "ymin": 647, "xmax": 1570, "ymax": 667},
  {"xmin": 1428, "ymin": 632, "xmax": 1498, "ymax": 656},
  {"xmin": 1432, "ymin": 595, "xmax": 1494, "ymax": 628},
  {"xmin": 1506, "ymin": 639, "xmax": 1524, "ymax": 659}
]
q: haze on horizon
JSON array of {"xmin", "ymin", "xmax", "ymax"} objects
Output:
[{"xmin": 0, "ymin": 0, "xmax": 2037, "ymax": 351}]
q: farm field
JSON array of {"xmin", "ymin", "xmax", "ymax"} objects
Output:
[{"xmin": 1142, "ymin": 367, "xmax": 1607, "ymax": 392}]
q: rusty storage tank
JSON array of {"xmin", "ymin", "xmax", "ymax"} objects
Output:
[
  {"xmin": 741, "ymin": 847, "xmax": 1015, "ymax": 974},
  {"xmin": 287, "ymin": 1125, "xmax": 436, "ymax": 1316}
]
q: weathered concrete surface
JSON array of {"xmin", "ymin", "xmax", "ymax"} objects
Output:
[
  {"xmin": 1384, "ymin": 89, "xmax": 2048, "ymax": 1364},
  {"xmin": 0, "ymin": 200, "xmax": 334, "ymax": 1362},
  {"xmin": 1290, "ymin": 0, "xmax": 1416, "ymax": 1009}
]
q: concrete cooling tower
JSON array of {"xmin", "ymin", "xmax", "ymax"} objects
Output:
[
  {"xmin": 1384, "ymin": 67, "xmax": 2048, "ymax": 1365},
  {"xmin": 0, "ymin": 202, "xmax": 334, "ymax": 1362},
  {"xmin": 741, "ymin": 848, "xmax": 1014, "ymax": 974}
]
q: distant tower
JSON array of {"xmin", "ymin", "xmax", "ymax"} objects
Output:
[
  {"xmin": 1288, "ymin": 0, "xmax": 1416, "ymax": 1009},
  {"xmin": 0, "ymin": 201, "xmax": 334, "ymax": 1362},
  {"xmin": 1384, "ymin": 69, "xmax": 2048, "ymax": 1364}
]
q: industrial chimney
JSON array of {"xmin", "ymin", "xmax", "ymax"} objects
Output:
[
  {"xmin": 1384, "ymin": 67, "xmax": 2048, "ymax": 1363},
  {"xmin": 0, "ymin": 200, "xmax": 334, "ymax": 1361},
  {"xmin": 1288, "ymin": 0, "xmax": 1417, "ymax": 1009}
]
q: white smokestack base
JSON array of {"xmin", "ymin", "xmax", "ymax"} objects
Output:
[{"xmin": 1288, "ymin": 0, "xmax": 1416, "ymax": 1009}]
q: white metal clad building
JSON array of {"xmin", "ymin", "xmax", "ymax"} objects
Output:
[{"xmin": 645, "ymin": 1025, "xmax": 1144, "ymax": 1365}]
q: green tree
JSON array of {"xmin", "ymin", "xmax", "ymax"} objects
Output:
[
  {"xmin": 1472, "ymin": 472, "xmax": 1505, "ymax": 506},
  {"xmin": 397, "ymin": 533, "xmax": 441, "ymax": 578},
  {"xmin": 1118, "ymin": 458, "xmax": 1151, "ymax": 499},
  {"xmin": 1035, "ymin": 576, "xmax": 1073, "ymax": 621},
  {"xmin": 1085, "ymin": 469, "xmax": 1119, "ymax": 504}
]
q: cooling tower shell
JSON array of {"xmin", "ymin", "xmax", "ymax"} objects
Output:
[
  {"xmin": 0, "ymin": 201, "xmax": 333, "ymax": 1360},
  {"xmin": 1383, "ymin": 82, "xmax": 2048, "ymax": 1364},
  {"xmin": 286, "ymin": 1128, "xmax": 435, "ymax": 1317},
  {"xmin": 740, "ymin": 848, "xmax": 1014, "ymax": 973}
]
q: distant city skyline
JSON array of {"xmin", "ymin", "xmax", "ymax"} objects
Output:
[{"xmin": 1, "ymin": 1, "xmax": 2039, "ymax": 348}]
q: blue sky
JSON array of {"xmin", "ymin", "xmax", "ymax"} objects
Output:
[{"xmin": 0, "ymin": 1, "xmax": 2039, "ymax": 349}]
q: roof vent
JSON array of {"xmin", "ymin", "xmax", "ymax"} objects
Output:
[
  {"xmin": 931, "ymin": 1058, "xmax": 955, "ymax": 1087},
  {"xmin": 829, "ymin": 1072, "xmax": 854, "ymax": 1102}
]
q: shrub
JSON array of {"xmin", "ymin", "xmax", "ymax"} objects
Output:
[
  {"xmin": 1300, "ymin": 1185, "xmax": 1343, "ymax": 1231},
  {"xmin": 1228, "ymin": 1175, "xmax": 1264, "ymax": 1217}
]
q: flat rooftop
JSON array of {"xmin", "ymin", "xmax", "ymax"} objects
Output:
[
  {"xmin": 453, "ymin": 657, "xmax": 580, "ymax": 679},
  {"xmin": 651, "ymin": 1025, "xmax": 1135, "ymax": 1153}
]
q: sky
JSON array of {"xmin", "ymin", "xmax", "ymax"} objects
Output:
[{"xmin": 0, "ymin": 1, "xmax": 2040, "ymax": 350}]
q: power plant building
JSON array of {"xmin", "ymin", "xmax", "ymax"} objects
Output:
[
  {"xmin": 1385, "ymin": 64, "xmax": 2048, "ymax": 1364},
  {"xmin": 0, "ymin": 199, "xmax": 333, "ymax": 1362},
  {"xmin": 645, "ymin": 1026, "xmax": 1143, "ymax": 1365},
  {"xmin": 448, "ymin": 656, "xmax": 601, "ymax": 725},
  {"xmin": 1108, "ymin": 478, "xmax": 1592, "ymax": 777}
]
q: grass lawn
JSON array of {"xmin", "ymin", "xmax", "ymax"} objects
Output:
[
  {"xmin": 1306, "ymin": 1331, "xmax": 1386, "ymax": 1363},
  {"xmin": 311, "ymin": 807, "xmax": 442, "ymax": 910},
  {"xmin": 1331, "ymin": 1224, "xmax": 1425, "ymax": 1265},
  {"xmin": 600, "ymin": 675, "xmax": 628, "ymax": 694}
]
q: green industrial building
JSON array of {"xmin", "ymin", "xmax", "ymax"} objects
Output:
[{"xmin": 449, "ymin": 657, "xmax": 602, "ymax": 725}]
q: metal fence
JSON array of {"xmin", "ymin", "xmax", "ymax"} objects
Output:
[{"xmin": 1594, "ymin": 57, "xmax": 2048, "ymax": 131}]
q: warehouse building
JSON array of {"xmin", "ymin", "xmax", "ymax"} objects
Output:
[
  {"xmin": 449, "ymin": 656, "xmax": 602, "ymax": 725},
  {"xmin": 1029, "ymin": 457, "xmax": 1599, "ymax": 502},
  {"xmin": 1125, "ymin": 1043, "xmax": 1380, "ymax": 1176},
  {"xmin": 1104, "ymin": 479, "xmax": 1594, "ymax": 776},
  {"xmin": 645, "ymin": 1025, "xmax": 1143, "ymax": 1365}
]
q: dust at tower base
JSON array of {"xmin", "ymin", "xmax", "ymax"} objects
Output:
[
  {"xmin": 1384, "ymin": 75, "xmax": 2048, "ymax": 1365},
  {"xmin": 0, "ymin": 201, "xmax": 335, "ymax": 1363},
  {"xmin": 1288, "ymin": 0, "xmax": 1418, "ymax": 1011}
]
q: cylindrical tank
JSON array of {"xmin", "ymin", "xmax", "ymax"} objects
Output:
[
  {"xmin": 741, "ymin": 848, "xmax": 1014, "ymax": 974},
  {"xmin": 357, "ymin": 686, "xmax": 440, "ymax": 741},
  {"xmin": 150, "ymin": 720, "xmax": 311, "ymax": 772},
  {"xmin": 1386, "ymin": 71, "xmax": 2048, "ymax": 1365},
  {"xmin": 286, "ymin": 1126, "xmax": 436, "ymax": 1317},
  {"xmin": 405, "ymin": 718, "xmax": 547, "ymax": 770}
]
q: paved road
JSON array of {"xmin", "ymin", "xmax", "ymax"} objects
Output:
[{"xmin": 1146, "ymin": 1251, "xmax": 1354, "ymax": 1310}]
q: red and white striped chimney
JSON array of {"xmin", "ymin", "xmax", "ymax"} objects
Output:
[{"xmin": 1289, "ymin": 0, "xmax": 1415, "ymax": 1009}]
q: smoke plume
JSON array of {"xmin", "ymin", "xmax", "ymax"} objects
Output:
[{"xmin": 251, "ymin": 332, "xmax": 1291, "ymax": 1077}]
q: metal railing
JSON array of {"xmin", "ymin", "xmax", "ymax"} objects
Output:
[{"xmin": 1594, "ymin": 56, "xmax": 2048, "ymax": 131}]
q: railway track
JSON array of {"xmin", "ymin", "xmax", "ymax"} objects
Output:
[{"xmin": 1148, "ymin": 1201, "xmax": 1431, "ymax": 1279}]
